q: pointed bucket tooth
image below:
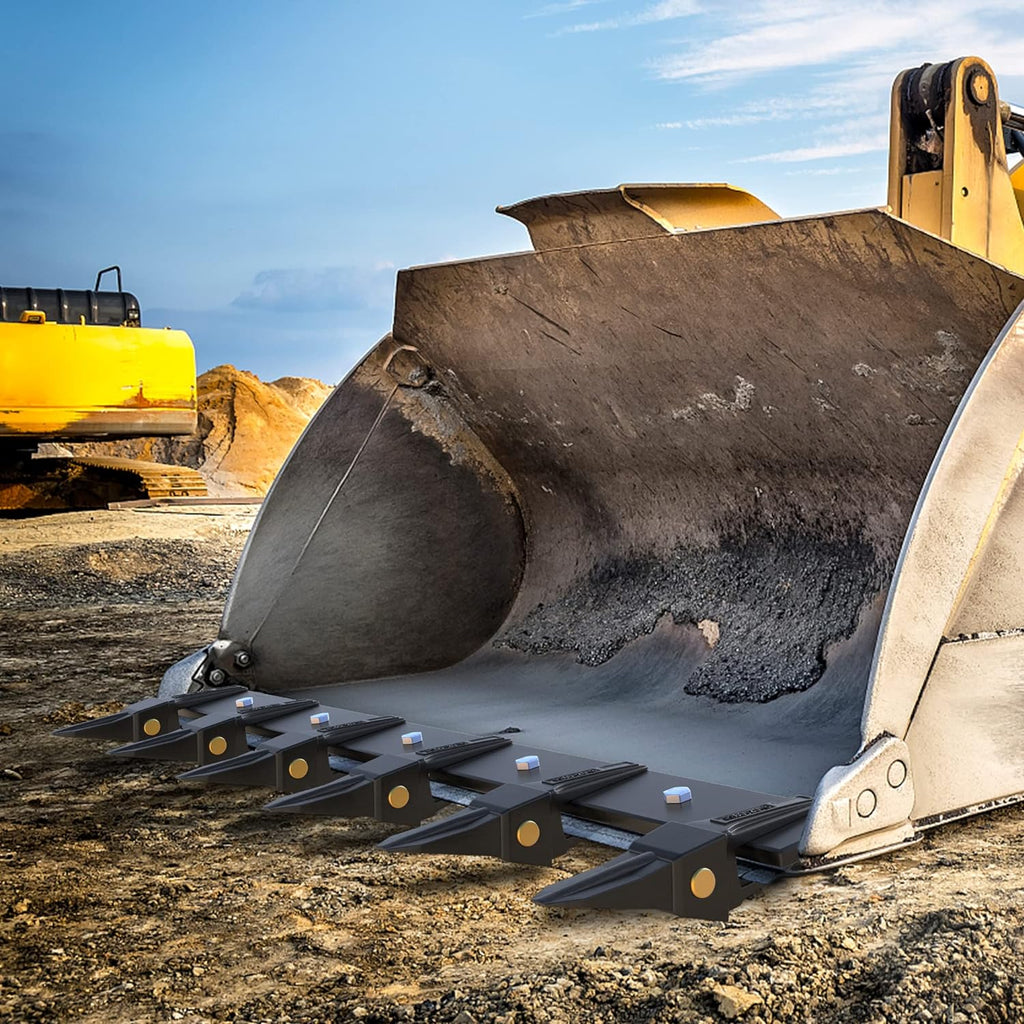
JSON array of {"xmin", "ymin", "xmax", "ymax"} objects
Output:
[
  {"xmin": 178, "ymin": 748, "xmax": 277, "ymax": 787},
  {"xmin": 52, "ymin": 708, "xmax": 138, "ymax": 742},
  {"xmin": 109, "ymin": 728, "xmax": 199, "ymax": 762},
  {"xmin": 533, "ymin": 851, "xmax": 670, "ymax": 911},
  {"xmin": 378, "ymin": 807, "xmax": 499, "ymax": 857},
  {"xmin": 264, "ymin": 774, "xmax": 376, "ymax": 818}
]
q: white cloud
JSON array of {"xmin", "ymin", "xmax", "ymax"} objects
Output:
[
  {"xmin": 651, "ymin": 1, "xmax": 1024, "ymax": 86},
  {"xmin": 526, "ymin": 0, "xmax": 607, "ymax": 18},
  {"xmin": 737, "ymin": 134, "xmax": 889, "ymax": 163},
  {"xmin": 233, "ymin": 265, "xmax": 396, "ymax": 313},
  {"xmin": 634, "ymin": 1, "xmax": 1024, "ymax": 169},
  {"xmin": 559, "ymin": 0, "xmax": 700, "ymax": 32}
]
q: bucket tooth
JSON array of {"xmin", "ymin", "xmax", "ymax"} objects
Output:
[
  {"xmin": 264, "ymin": 773, "xmax": 378, "ymax": 818},
  {"xmin": 109, "ymin": 726, "xmax": 211, "ymax": 762},
  {"xmin": 53, "ymin": 700, "xmax": 166, "ymax": 743},
  {"xmin": 379, "ymin": 806, "xmax": 502, "ymax": 858},
  {"xmin": 178, "ymin": 732, "xmax": 333, "ymax": 791},
  {"xmin": 535, "ymin": 822, "xmax": 748, "ymax": 921},
  {"xmin": 380, "ymin": 763, "xmax": 646, "ymax": 865},
  {"xmin": 178, "ymin": 748, "xmax": 278, "ymax": 787},
  {"xmin": 535, "ymin": 798, "xmax": 811, "ymax": 920},
  {"xmin": 52, "ymin": 686, "xmax": 249, "ymax": 744},
  {"xmin": 264, "ymin": 753, "xmax": 435, "ymax": 824},
  {"xmin": 380, "ymin": 783, "xmax": 566, "ymax": 865}
]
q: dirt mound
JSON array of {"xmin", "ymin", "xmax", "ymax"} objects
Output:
[{"xmin": 73, "ymin": 366, "xmax": 331, "ymax": 496}]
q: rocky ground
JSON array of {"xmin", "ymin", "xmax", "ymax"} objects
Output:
[{"xmin": 1, "ymin": 509, "xmax": 1023, "ymax": 1023}]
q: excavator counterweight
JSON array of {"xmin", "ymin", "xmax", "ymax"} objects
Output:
[{"xmin": 0, "ymin": 273, "xmax": 207, "ymax": 508}]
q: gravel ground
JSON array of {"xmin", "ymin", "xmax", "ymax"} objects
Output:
[{"xmin": 1, "ymin": 509, "xmax": 1023, "ymax": 1023}]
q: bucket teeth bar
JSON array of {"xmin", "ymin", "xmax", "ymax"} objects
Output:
[
  {"xmin": 380, "ymin": 761, "xmax": 647, "ymax": 866},
  {"xmin": 51, "ymin": 686, "xmax": 247, "ymax": 744},
  {"xmin": 265, "ymin": 735, "xmax": 513, "ymax": 825},
  {"xmin": 58, "ymin": 689, "xmax": 813, "ymax": 916},
  {"xmin": 535, "ymin": 798, "xmax": 811, "ymax": 921},
  {"xmin": 108, "ymin": 698, "xmax": 317, "ymax": 764},
  {"xmin": 176, "ymin": 715, "xmax": 407, "ymax": 792}
]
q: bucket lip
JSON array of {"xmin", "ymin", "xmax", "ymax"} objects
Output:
[
  {"xmin": 402, "ymin": 205, "xmax": 1024, "ymax": 275},
  {"xmin": 400, "ymin": 206, "xmax": 885, "ymax": 272}
]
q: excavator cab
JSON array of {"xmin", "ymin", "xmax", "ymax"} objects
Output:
[{"xmin": 61, "ymin": 57, "xmax": 1024, "ymax": 920}]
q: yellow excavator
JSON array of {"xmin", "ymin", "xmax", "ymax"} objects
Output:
[
  {"xmin": 0, "ymin": 266, "xmax": 207, "ymax": 509},
  {"xmin": 62, "ymin": 57, "xmax": 1024, "ymax": 921}
]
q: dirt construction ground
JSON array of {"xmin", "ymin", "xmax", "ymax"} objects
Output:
[{"xmin": 2, "ymin": 508, "xmax": 1024, "ymax": 1024}]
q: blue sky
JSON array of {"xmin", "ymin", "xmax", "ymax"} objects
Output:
[{"xmin": 2, "ymin": 1, "xmax": 1022, "ymax": 383}]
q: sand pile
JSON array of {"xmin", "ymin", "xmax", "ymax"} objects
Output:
[{"xmin": 74, "ymin": 365, "xmax": 331, "ymax": 496}]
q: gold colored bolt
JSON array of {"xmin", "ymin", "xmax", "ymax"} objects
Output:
[
  {"xmin": 207, "ymin": 736, "xmax": 228, "ymax": 756},
  {"xmin": 516, "ymin": 820, "xmax": 541, "ymax": 848},
  {"xmin": 970, "ymin": 72, "xmax": 990, "ymax": 104},
  {"xmin": 690, "ymin": 867, "xmax": 716, "ymax": 899},
  {"xmin": 288, "ymin": 758, "xmax": 309, "ymax": 780},
  {"xmin": 388, "ymin": 785, "xmax": 410, "ymax": 809},
  {"xmin": 142, "ymin": 718, "xmax": 162, "ymax": 737}
]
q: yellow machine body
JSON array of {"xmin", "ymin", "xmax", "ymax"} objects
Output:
[{"xmin": 0, "ymin": 316, "xmax": 197, "ymax": 440}]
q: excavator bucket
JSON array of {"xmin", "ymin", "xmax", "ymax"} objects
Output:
[{"xmin": 60, "ymin": 57, "xmax": 1024, "ymax": 920}]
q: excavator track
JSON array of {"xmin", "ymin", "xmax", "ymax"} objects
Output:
[{"xmin": 0, "ymin": 455, "xmax": 207, "ymax": 511}]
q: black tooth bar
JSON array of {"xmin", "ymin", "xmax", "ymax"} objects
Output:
[
  {"xmin": 171, "ymin": 685, "xmax": 247, "ymax": 708},
  {"xmin": 237, "ymin": 698, "xmax": 320, "ymax": 726},
  {"xmin": 711, "ymin": 797, "xmax": 812, "ymax": 843},
  {"xmin": 417, "ymin": 735, "xmax": 512, "ymax": 770},
  {"xmin": 382, "ymin": 762, "xmax": 648, "ymax": 866},
  {"xmin": 546, "ymin": 762, "xmax": 647, "ymax": 802},
  {"xmin": 318, "ymin": 715, "xmax": 406, "ymax": 745},
  {"xmin": 60, "ymin": 688, "xmax": 811, "ymax": 919}
]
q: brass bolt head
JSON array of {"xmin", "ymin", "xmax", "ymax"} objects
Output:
[
  {"xmin": 516, "ymin": 820, "xmax": 541, "ymax": 847},
  {"xmin": 388, "ymin": 785, "xmax": 411, "ymax": 809},
  {"xmin": 142, "ymin": 718, "xmax": 162, "ymax": 737},
  {"xmin": 208, "ymin": 736, "xmax": 228, "ymax": 756},
  {"xmin": 690, "ymin": 867, "xmax": 716, "ymax": 899},
  {"xmin": 288, "ymin": 758, "xmax": 309, "ymax": 780}
]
